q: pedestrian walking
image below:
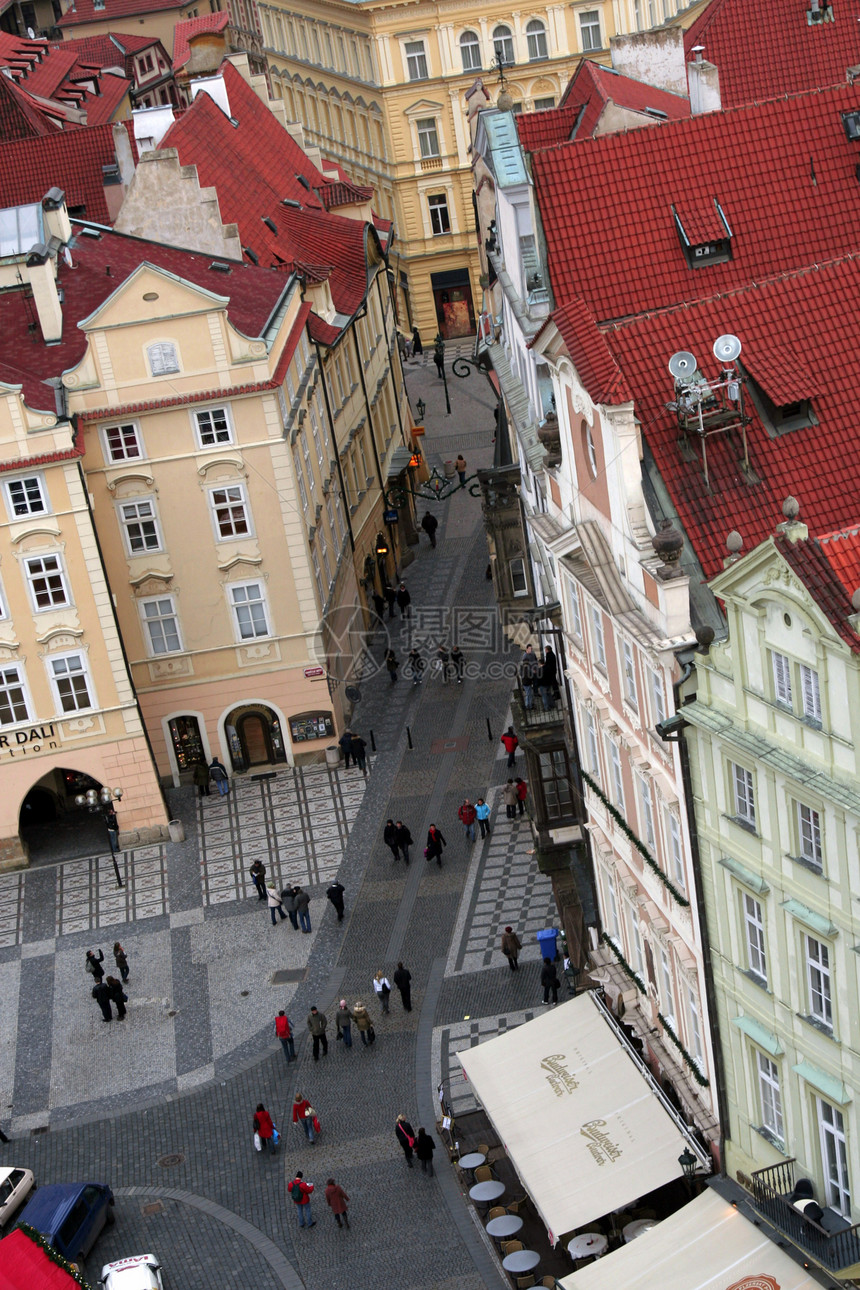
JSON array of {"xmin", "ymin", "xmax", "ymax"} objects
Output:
[
  {"xmin": 91, "ymin": 979, "xmax": 113, "ymax": 1022},
  {"xmin": 339, "ymin": 728, "xmax": 354, "ymax": 768},
  {"xmin": 275, "ymin": 1010, "xmax": 296, "ymax": 1062},
  {"xmin": 433, "ymin": 348, "xmax": 444, "ymax": 379},
  {"xmin": 105, "ymin": 975, "xmax": 127, "ymax": 1019},
  {"xmin": 292, "ymin": 1092, "xmax": 317, "ymax": 1143},
  {"xmin": 501, "ymin": 925, "xmax": 522, "ymax": 971},
  {"xmin": 458, "ymin": 798, "xmax": 477, "ymax": 843},
  {"xmin": 266, "ymin": 885, "xmax": 287, "ymax": 926},
  {"xmin": 254, "ymin": 1103, "xmax": 277, "ymax": 1154},
  {"xmin": 335, "ymin": 1000, "xmax": 353, "ymax": 1048},
  {"xmin": 113, "ymin": 941, "xmax": 130, "ymax": 983},
  {"xmin": 326, "ymin": 879, "xmax": 345, "ymax": 922},
  {"xmin": 455, "ymin": 454, "xmax": 467, "ymax": 485},
  {"xmin": 421, "ymin": 512, "xmax": 438, "ymax": 548},
  {"xmin": 373, "ymin": 970, "xmax": 391, "ymax": 1014},
  {"xmin": 450, "ymin": 645, "xmax": 464, "ymax": 683},
  {"xmin": 501, "ymin": 726, "xmax": 519, "ymax": 767},
  {"xmin": 384, "ymin": 818, "xmax": 401, "ymax": 862},
  {"xmin": 295, "ymin": 885, "xmax": 312, "ymax": 932},
  {"xmin": 396, "ymin": 582, "xmax": 411, "ymax": 617},
  {"xmin": 289, "ymin": 1172, "xmax": 315, "ymax": 1226},
  {"xmin": 412, "ymin": 326, "xmax": 423, "ymax": 357},
  {"xmin": 372, "ymin": 590, "xmax": 386, "ymax": 620},
  {"xmin": 192, "ymin": 760, "xmax": 210, "ymax": 796},
  {"xmin": 308, "ymin": 1006, "xmax": 328, "ymax": 1060},
  {"xmin": 85, "ymin": 948, "xmax": 105, "ymax": 983},
  {"xmin": 541, "ymin": 957, "xmax": 560, "ymax": 1005},
  {"xmin": 396, "ymin": 1114, "xmax": 416, "ymax": 1167},
  {"xmin": 385, "ymin": 649, "xmax": 399, "ymax": 685},
  {"xmin": 475, "ymin": 798, "xmax": 491, "ymax": 839},
  {"xmin": 249, "ymin": 859, "xmax": 266, "ymax": 900},
  {"xmin": 503, "ymin": 779, "xmax": 519, "ymax": 820},
  {"xmin": 426, "ymin": 824, "xmax": 446, "ymax": 866},
  {"xmin": 515, "ymin": 777, "xmax": 528, "ymax": 816},
  {"xmin": 436, "ymin": 645, "xmax": 450, "ymax": 683},
  {"xmin": 416, "ymin": 1128, "xmax": 436, "ymax": 1176},
  {"xmin": 282, "ymin": 885, "xmax": 299, "ymax": 930},
  {"xmin": 384, "ymin": 584, "xmax": 397, "ymax": 620},
  {"xmin": 393, "ymin": 961, "xmax": 412, "ymax": 1012},
  {"xmin": 395, "ymin": 820, "xmax": 413, "ymax": 863},
  {"xmin": 352, "ymin": 1001, "xmax": 374, "ymax": 1045},
  {"xmin": 352, "ymin": 731, "xmax": 368, "ymax": 775},
  {"xmin": 209, "ymin": 757, "xmax": 229, "ymax": 796},
  {"xmin": 407, "ymin": 647, "xmax": 424, "ymax": 685},
  {"xmin": 325, "ymin": 1178, "xmax": 350, "ymax": 1228}
]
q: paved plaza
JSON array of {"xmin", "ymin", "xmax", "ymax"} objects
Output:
[{"xmin": 0, "ymin": 357, "xmax": 562, "ymax": 1290}]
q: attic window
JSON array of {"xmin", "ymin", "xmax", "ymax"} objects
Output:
[
  {"xmin": 209, "ymin": 261, "xmax": 232, "ymax": 274},
  {"xmin": 742, "ymin": 346, "xmax": 819, "ymax": 437},
  {"xmin": 672, "ymin": 200, "xmax": 733, "ymax": 268}
]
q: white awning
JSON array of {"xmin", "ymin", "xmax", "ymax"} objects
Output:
[
  {"xmin": 457, "ymin": 992, "xmax": 703, "ymax": 1243},
  {"xmin": 558, "ymin": 1190, "xmax": 821, "ymax": 1290}
]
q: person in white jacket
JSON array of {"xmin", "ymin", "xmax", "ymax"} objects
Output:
[
  {"xmin": 373, "ymin": 970, "xmax": 391, "ymax": 1014},
  {"xmin": 266, "ymin": 886, "xmax": 287, "ymax": 926}
]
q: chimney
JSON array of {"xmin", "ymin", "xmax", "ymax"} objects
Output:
[
  {"xmin": 41, "ymin": 188, "xmax": 72, "ymax": 245},
  {"xmin": 25, "ymin": 245, "xmax": 63, "ymax": 344},
  {"xmin": 687, "ymin": 46, "xmax": 721, "ymax": 115}
]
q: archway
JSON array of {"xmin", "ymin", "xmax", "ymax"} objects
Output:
[
  {"xmin": 18, "ymin": 768, "xmax": 109, "ymax": 865},
  {"xmin": 224, "ymin": 705, "xmax": 288, "ymax": 772}
]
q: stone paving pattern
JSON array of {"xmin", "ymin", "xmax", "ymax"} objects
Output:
[{"xmin": 0, "ymin": 357, "xmax": 563, "ymax": 1290}]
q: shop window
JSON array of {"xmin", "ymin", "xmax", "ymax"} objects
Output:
[{"xmin": 290, "ymin": 711, "xmax": 335, "ymax": 742}]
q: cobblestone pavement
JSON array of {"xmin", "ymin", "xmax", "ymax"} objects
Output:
[{"xmin": 0, "ymin": 359, "xmax": 556, "ymax": 1290}]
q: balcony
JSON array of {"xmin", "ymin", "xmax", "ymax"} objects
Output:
[
  {"xmin": 511, "ymin": 681, "xmax": 565, "ymax": 734},
  {"xmin": 750, "ymin": 1158, "xmax": 860, "ymax": 1276}
]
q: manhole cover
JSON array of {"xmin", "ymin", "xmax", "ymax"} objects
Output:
[
  {"xmin": 430, "ymin": 736, "xmax": 470, "ymax": 755},
  {"xmin": 270, "ymin": 968, "xmax": 306, "ymax": 985},
  {"xmin": 156, "ymin": 1153, "xmax": 185, "ymax": 1169},
  {"xmin": 240, "ymin": 990, "xmax": 250, "ymax": 996},
  {"xmin": 141, "ymin": 1201, "xmax": 164, "ymax": 1216}
]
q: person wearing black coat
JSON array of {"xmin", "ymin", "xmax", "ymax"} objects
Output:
[
  {"xmin": 85, "ymin": 949, "xmax": 105, "ymax": 983},
  {"xmin": 540, "ymin": 646, "xmax": 559, "ymax": 710},
  {"xmin": 326, "ymin": 880, "xmax": 346, "ymax": 922},
  {"xmin": 92, "ymin": 980, "xmax": 113, "ymax": 1022},
  {"xmin": 541, "ymin": 957, "xmax": 560, "ymax": 1006},
  {"xmin": 393, "ymin": 961, "xmax": 412, "ymax": 1012},
  {"xmin": 106, "ymin": 975, "xmax": 127, "ymax": 1019},
  {"xmin": 415, "ymin": 1128, "xmax": 436, "ymax": 1175},
  {"xmin": 425, "ymin": 825, "xmax": 446, "ymax": 867},
  {"xmin": 421, "ymin": 513, "xmax": 438, "ymax": 548},
  {"xmin": 384, "ymin": 585, "xmax": 397, "ymax": 619},
  {"xmin": 372, "ymin": 590, "xmax": 386, "ymax": 620},
  {"xmin": 383, "ymin": 818, "xmax": 401, "ymax": 862},
  {"xmin": 394, "ymin": 821, "xmax": 413, "ymax": 864},
  {"xmin": 395, "ymin": 583, "xmax": 411, "ymax": 616},
  {"xmin": 411, "ymin": 327, "xmax": 423, "ymax": 357},
  {"xmin": 396, "ymin": 1114, "xmax": 416, "ymax": 1166}
]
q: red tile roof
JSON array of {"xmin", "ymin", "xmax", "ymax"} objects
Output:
[
  {"xmin": 0, "ymin": 121, "xmax": 126, "ymax": 220},
  {"xmin": 777, "ymin": 534, "xmax": 860, "ymax": 651},
  {"xmin": 531, "ymin": 82, "xmax": 860, "ymax": 325},
  {"xmin": 319, "ymin": 180, "xmax": 374, "ymax": 209},
  {"xmin": 50, "ymin": 32, "xmax": 162, "ymax": 76},
  {"xmin": 0, "ymin": 224, "xmax": 289, "ymax": 412},
  {"xmin": 59, "ymin": 0, "xmax": 183, "ymax": 28},
  {"xmin": 0, "ymin": 69, "xmax": 56, "ymax": 138},
  {"xmin": 545, "ymin": 297, "xmax": 632, "ymax": 405},
  {"xmin": 684, "ymin": 0, "xmax": 860, "ymax": 108},
  {"xmin": 594, "ymin": 255, "xmax": 860, "ymax": 580},
  {"xmin": 172, "ymin": 11, "xmax": 228, "ymax": 69},
  {"xmin": 0, "ymin": 29, "xmax": 131, "ymax": 126}
]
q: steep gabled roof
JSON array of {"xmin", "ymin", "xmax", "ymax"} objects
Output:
[
  {"xmin": 59, "ymin": 0, "xmax": 183, "ymax": 27},
  {"xmin": 172, "ymin": 11, "xmax": 229, "ymax": 69},
  {"xmin": 531, "ymin": 82, "xmax": 860, "ymax": 325},
  {"xmin": 543, "ymin": 298, "xmax": 632, "ymax": 406},
  {"xmin": 777, "ymin": 533, "xmax": 860, "ymax": 651},
  {"xmin": 0, "ymin": 29, "xmax": 131, "ymax": 127},
  {"xmin": 49, "ymin": 32, "xmax": 162, "ymax": 74},
  {"xmin": 0, "ymin": 69, "xmax": 56, "ymax": 138},
  {"xmin": 684, "ymin": 0, "xmax": 860, "ymax": 109},
  {"xmin": 0, "ymin": 120, "xmax": 131, "ymax": 220}
]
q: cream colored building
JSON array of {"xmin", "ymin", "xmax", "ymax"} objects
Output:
[{"xmin": 259, "ymin": 0, "xmax": 704, "ymax": 339}]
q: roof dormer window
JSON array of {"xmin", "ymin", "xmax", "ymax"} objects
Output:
[
  {"xmin": 671, "ymin": 199, "xmax": 733, "ymax": 268},
  {"xmin": 742, "ymin": 344, "xmax": 818, "ymax": 437}
]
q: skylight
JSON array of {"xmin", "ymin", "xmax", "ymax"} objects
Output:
[{"xmin": 0, "ymin": 203, "xmax": 41, "ymax": 258}]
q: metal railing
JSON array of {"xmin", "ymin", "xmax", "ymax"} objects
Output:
[
  {"xmin": 750, "ymin": 1159, "xmax": 860, "ymax": 1272},
  {"xmin": 512, "ymin": 680, "xmax": 565, "ymax": 730}
]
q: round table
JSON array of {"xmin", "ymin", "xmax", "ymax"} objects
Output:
[
  {"xmin": 502, "ymin": 1250, "xmax": 540, "ymax": 1274},
  {"xmin": 486, "ymin": 1214, "xmax": 524, "ymax": 1240},
  {"xmin": 623, "ymin": 1219, "xmax": 656, "ymax": 1243},
  {"xmin": 458, "ymin": 1152, "xmax": 487, "ymax": 1170},
  {"xmin": 567, "ymin": 1233, "xmax": 608, "ymax": 1259},
  {"xmin": 469, "ymin": 1180, "xmax": 506, "ymax": 1205}
]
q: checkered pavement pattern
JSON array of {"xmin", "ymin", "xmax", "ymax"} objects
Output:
[
  {"xmin": 434, "ymin": 1008, "xmax": 540, "ymax": 1118},
  {"xmin": 55, "ymin": 846, "xmax": 169, "ymax": 934},
  {"xmin": 0, "ymin": 873, "xmax": 24, "ymax": 947}
]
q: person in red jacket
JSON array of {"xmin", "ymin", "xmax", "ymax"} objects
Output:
[
  {"xmin": 254, "ymin": 1103, "xmax": 276, "ymax": 1154},
  {"xmin": 501, "ymin": 726, "xmax": 519, "ymax": 768},
  {"xmin": 515, "ymin": 777, "xmax": 528, "ymax": 817},
  {"xmin": 274, "ymin": 1010, "xmax": 295, "ymax": 1063},
  {"xmin": 292, "ymin": 1092, "xmax": 316, "ymax": 1143},
  {"xmin": 325, "ymin": 1177, "xmax": 350, "ymax": 1229},
  {"xmin": 457, "ymin": 798, "xmax": 477, "ymax": 843},
  {"xmin": 289, "ymin": 1172, "xmax": 315, "ymax": 1227},
  {"xmin": 425, "ymin": 825, "xmax": 446, "ymax": 867}
]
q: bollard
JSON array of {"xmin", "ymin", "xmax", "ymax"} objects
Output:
[
  {"xmin": 487, "ymin": 717, "xmax": 493, "ymax": 742},
  {"xmin": 370, "ymin": 729, "xmax": 377, "ymax": 752},
  {"xmin": 407, "ymin": 726, "xmax": 413, "ymax": 750}
]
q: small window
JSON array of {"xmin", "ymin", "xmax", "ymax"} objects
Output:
[
  {"xmin": 582, "ymin": 421, "xmax": 598, "ymax": 478},
  {"xmin": 5, "ymin": 474, "xmax": 48, "ymax": 518},
  {"xmin": 796, "ymin": 801, "xmax": 823, "ymax": 871},
  {"xmin": 686, "ymin": 985, "xmax": 705, "ymax": 1071},
  {"xmin": 509, "ymin": 556, "xmax": 528, "ymax": 597},
  {"xmin": 806, "ymin": 934, "xmax": 832, "ymax": 1028},
  {"xmin": 567, "ymin": 579, "xmax": 583, "ymax": 640},
  {"xmin": 590, "ymin": 604, "xmax": 606, "ymax": 670},
  {"xmin": 538, "ymin": 747, "xmax": 573, "ymax": 820},
  {"xmin": 757, "ymin": 1052, "xmax": 784, "ymax": 1142},
  {"xmin": 604, "ymin": 871, "xmax": 620, "ymax": 942},
  {"xmin": 230, "ymin": 581, "xmax": 270, "ymax": 639},
  {"xmin": 294, "ymin": 449, "xmax": 308, "ymax": 511},
  {"xmin": 210, "ymin": 485, "xmax": 251, "ymax": 539},
  {"xmin": 0, "ymin": 665, "xmax": 29, "ymax": 725},
  {"xmin": 743, "ymin": 892, "xmax": 767, "ymax": 982},
  {"xmin": 818, "ymin": 1099, "xmax": 850, "ymax": 1216},
  {"xmin": 579, "ymin": 9, "xmax": 602, "ymax": 51},
  {"xmin": 25, "ymin": 553, "xmax": 69, "ymax": 610},
  {"xmin": 405, "ymin": 39, "xmax": 428, "ymax": 80},
  {"xmin": 800, "ymin": 664, "xmax": 822, "ymax": 724},
  {"xmin": 649, "ymin": 668, "xmax": 667, "ymax": 726},
  {"xmin": 622, "ymin": 639, "xmax": 638, "ymax": 709},
  {"xmin": 731, "ymin": 762, "xmax": 756, "ymax": 828},
  {"xmin": 141, "ymin": 596, "xmax": 182, "ymax": 655},
  {"xmin": 607, "ymin": 738, "xmax": 624, "ymax": 809},
  {"xmin": 460, "ymin": 29, "xmax": 481, "ymax": 71},
  {"xmin": 660, "ymin": 948, "xmax": 675, "ymax": 1025},
  {"xmin": 667, "ymin": 812, "xmax": 685, "ymax": 888},
  {"xmin": 119, "ymin": 499, "xmax": 161, "ymax": 554},
  {"xmin": 195, "ymin": 407, "xmax": 232, "ymax": 447},
  {"xmin": 416, "ymin": 117, "xmax": 440, "ymax": 159},
  {"xmin": 493, "ymin": 24, "xmax": 514, "ymax": 65},
  {"xmin": 526, "ymin": 18, "xmax": 548, "ymax": 59},
  {"xmin": 147, "ymin": 342, "xmax": 179, "ymax": 375},
  {"xmin": 636, "ymin": 772, "xmax": 656, "ymax": 850},
  {"xmin": 49, "ymin": 652, "xmax": 93, "ymax": 713},
  {"xmin": 772, "ymin": 650, "xmax": 792, "ymax": 706},
  {"xmin": 103, "ymin": 423, "xmax": 142, "ymax": 463},
  {"xmin": 584, "ymin": 709, "xmax": 600, "ymax": 780},
  {"xmin": 534, "ymin": 96, "xmax": 556, "ymax": 111},
  {"xmin": 428, "ymin": 193, "xmax": 450, "ymax": 236}
]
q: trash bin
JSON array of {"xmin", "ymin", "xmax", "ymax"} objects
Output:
[
  {"xmin": 168, "ymin": 819, "xmax": 185, "ymax": 844},
  {"xmin": 444, "ymin": 460, "xmax": 456, "ymax": 477},
  {"xmin": 325, "ymin": 744, "xmax": 341, "ymax": 768},
  {"xmin": 537, "ymin": 928, "xmax": 558, "ymax": 962}
]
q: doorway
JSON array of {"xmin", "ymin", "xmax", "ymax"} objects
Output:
[
  {"xmin": 431, "ymin": 268, "xmax": 475, "ymax": 339},
  {"xmin": 225, "ymin": 705, "xmax": 287, "ymax": 772},
  {"xmin": 19, "ymin": 768, "xmax": 108, "ymax": 865}
]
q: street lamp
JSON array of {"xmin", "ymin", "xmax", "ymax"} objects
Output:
[
  {"xmin": 415, "ymin": 397, "xmax": 426, "ymax": 422},
  {"xmin": 375, "ymin": 532, "xmax": 389, "ymax": 558},
  {"xmin": 75, "ymin": 785, "xmax": 124, "ymax": 888},
  {"xmin": 434, "ymin": 333, "xmax": 451, "ymax": 415},
  {"xmin": 678, "ymin": 1146, "xmax": 698, "ymax": 1191}
]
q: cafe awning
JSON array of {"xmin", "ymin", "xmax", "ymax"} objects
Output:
[
  {"xmin": 558, "ymin": 1190, "xmax": 820, "ymax": 1290},
  {"xmin": 457, "ymin": 992, "xmax": 705, "ymax": 1243}
]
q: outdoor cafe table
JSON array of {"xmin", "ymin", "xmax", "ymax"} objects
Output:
[
  {"xmin": 567, "ymin": 1232, "xmax": 609, "ymax": 1259},
  {"xmin": 623, "ymin": 1219, "xmax": 657, "ymax": 1242},
  {"xmin": 458, "ymin": 1153, "xmax": 487, "ymax": 1171},
  {"xmin": 469, "ymin": 1180, "xmax": 506, "ymax": 1205},
  {"xmin": 502, "ymin": 1250, "xmax": 541, "ymax": 1274},
  {"xmin": 486, "ymin": 1214, "xmax": 524, "ymax": 1240}
]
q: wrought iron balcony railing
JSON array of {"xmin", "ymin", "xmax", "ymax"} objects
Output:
[{"xmin": 750, "ymin": 1158, "xmax": 860, "ymax": 1275}]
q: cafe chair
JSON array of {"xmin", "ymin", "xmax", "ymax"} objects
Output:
[
  {"xmin": 501, "ymin": 1240, "xmax": 524, "ymax": 1256},
  {"xmin": 507, "ymin": 1195, "xmax": 529, "ymax": 1215},
  {"xmin": 477, "ymin": 1142, "xmax": 490, "ymax": 1156},
  {"xmin": 475, "ymin": 1165, "xmax": 496, "ymax": 1182},
  {"xmin": 487, "ymin": 1207, "xmax": 507, "ymax": 1220},
  {"xmin": 515, "ymin": 1277, "xmax": 535, "ymax": 1289},
  {"xmin": 540, "ymin": 1278, "xmax": 558, "ymax": 1288}
]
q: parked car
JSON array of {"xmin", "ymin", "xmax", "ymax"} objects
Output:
[
  {"xmin": 0, "ymin": 1168, "xmax": 36, "ymax": 1228},
  {"xmin": 100, "ymin": 1254, "xmax": 163, "ymax": 1290},
  {"xmin": 15, "ymin": 1182, "xmax": 114, "ymax": 1267}
]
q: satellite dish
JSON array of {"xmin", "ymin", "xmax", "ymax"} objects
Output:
[
  {"xmin": 713, "ymin": 334, "xmax": 742, "ymax": 364},
  {"xmin": 668, "ymin": 351, "xmax": 698, "ymax": 381},
  {"xmin": 62, "ymin": 246, "xmax": 73, "ymax": 269}
]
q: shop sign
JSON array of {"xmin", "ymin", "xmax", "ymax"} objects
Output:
[
  {"xmin": 304, "ymin": 667, "xmax": 325, "ymax": 679},
  {"xmin": 0, "ymin": 723, "xmax": 59, "ymax": 756}
]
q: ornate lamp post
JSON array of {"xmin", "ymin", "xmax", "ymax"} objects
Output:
[
  {"xmin": 75, "ymin": 785, "xmax": 124, "ymax": 887},
  {"xmin": 678, "ymin": 1146, "xmax": 699, "ymax": 1193},
  {"xmin": 434, "ymin": 333, "xmax": 451, "ymax": 415},
  {"xmin": 415, "ymin": 397, "xmax": 426, "ymax": 422}
]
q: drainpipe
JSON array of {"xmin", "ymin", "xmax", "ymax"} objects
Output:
[{"xmin": 313, "ymin": 338, "xmax": 355, "ymax": 556}]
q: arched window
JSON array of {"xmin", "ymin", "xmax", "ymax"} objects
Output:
[
  {"xmin": 526, "ymin": 18, "xmax": 548, "ymax": 60},
  {"xmin": 460, "ymin": 30, "xmax": 482, "ymax": 71},
  {"xmin": 147, "ymin": 342, "xmax": 179, "ymax": 375},
  {"xmin": 492, "ymin": 24, "xmax": 514, "ymax": 66}
]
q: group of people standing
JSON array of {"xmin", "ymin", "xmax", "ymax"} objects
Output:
[
  {"xmin": 249, "ymin": 864, "xmax": 313, "ymax": 931},
  {"xmin": 86, "ymin": 943, "xmax": 130, "ymax": 1023},
  {"xmin": 519, "ymin": 642, "xmax": 560, "ymax": 711},
  {"xmin": 372, "ymin": 582, "xmax": 411, "ymax": 623},
  {"xmin": 338, "ymin": 729, "xmax": 368, "ymax": 774}
]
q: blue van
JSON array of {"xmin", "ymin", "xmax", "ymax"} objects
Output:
[{"xmin": 15, "ymin": 1182, "xmax": 115, "ymax": 1267}]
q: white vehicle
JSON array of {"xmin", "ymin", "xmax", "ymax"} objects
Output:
[
  {"xmin": 0, "ymin": 1166, "xmax": 36, "ymax": 1227},
  {"xmin": 99, "ymin": 1254, "xmax": 164, "ymax": 1290}
]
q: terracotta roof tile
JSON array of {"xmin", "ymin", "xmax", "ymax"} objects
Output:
[
  {"xmin": 172, "ymin": 12, "xmax": 228, "ymax": 68},
  {"xmin": 0, "ymin": 69, "xmax": 55, "ymax": 138},
  {"xmin": 0, "ymin": 121, "xmax": 125, "ymax": 220},
  {"xmin": 777, "ymin": 534, "xmax": 860, "ymax": 650},
  {"xmin": 549, "ymin": 297, "xmax": 632, "ymax": 405},
  {"xmin": 59, "ymin": 0, "xmax": 182, "ymax": 28}
]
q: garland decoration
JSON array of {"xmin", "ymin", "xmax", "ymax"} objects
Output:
[
  {"xmin": 581, "ymin": 769, "xmax": 690, "ymax": 907},
  {"xmin": 658, "ymin": 1012, "xmax": 710, "ymax": 1087},
  {"xmin": 17, "ymin": 1223, "xmax": 93, "ymax": 1287},
  {"xmin": 600, "ymin": 932, "xmax": 646, "ymax": 994}
]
